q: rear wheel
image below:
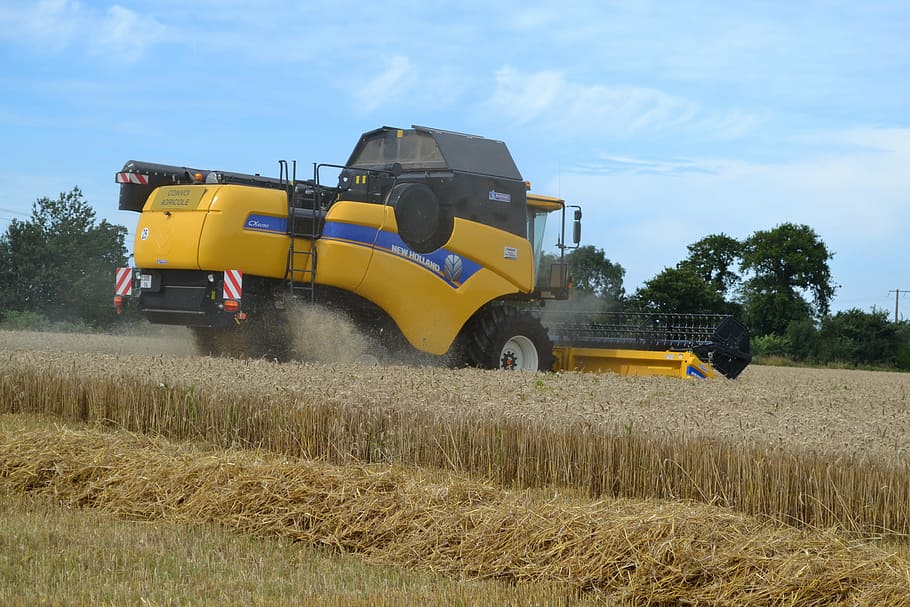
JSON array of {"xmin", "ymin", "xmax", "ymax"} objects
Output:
[
  {"xmin": 191, "ymin": 295, "xmax": 291, "ymax": 360},
  {"xmin": 460, "ymin": 306, "xmax": 554, "ymax": 371},
  {"xmin": 192, "ymin": 326, "xmax": 246, "ymax": 358}
]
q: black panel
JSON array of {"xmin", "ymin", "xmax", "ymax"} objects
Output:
[
  {"xmin": 117, "ymin": 159, "xmax": 321, "ymax": 212},
  {"xmin": 139, "ymin": 286, "xmax": 210, "ymax": 313},
  {"xmin": 419, "ymin": 127, "xmax": 522, "ymax": 180},
  {"xmin": 342, "ymin": 126, "xmax": 528, "ymax": 239}
]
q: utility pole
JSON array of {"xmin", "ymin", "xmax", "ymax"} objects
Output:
[{"xmin": 889, "ymin": 289, "xmax": 909, "ymax": 322}]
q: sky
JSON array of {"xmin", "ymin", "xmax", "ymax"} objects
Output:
[{"xmin": 1, "ymin": 1, "xmax": 908, "ymax": 317}]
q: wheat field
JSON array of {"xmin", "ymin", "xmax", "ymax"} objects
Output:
[
  {"xmin": 2, "ymin": 328, "xmax": 910, "ymax": 603},
  {"xmin": 2, "ymin": 329, "xmax": 907, "ymax": 463}
]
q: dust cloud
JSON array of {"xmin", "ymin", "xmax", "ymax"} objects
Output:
[
  {"xmin": 0, "ymin": 304, "xmax": 434, "ymax": 368},
  {"xmin": 284, "ymin": 303, "xmax": 373, "ymax": 364}
]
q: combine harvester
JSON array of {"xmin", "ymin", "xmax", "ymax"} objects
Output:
[{"xmin": 114, "ymin": 126, "xmax": 750, "ymax": 379}]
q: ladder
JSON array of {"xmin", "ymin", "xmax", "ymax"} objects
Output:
[{"xmin": 281, "ymin": 161, "xmax": 323, "ymax": 302}]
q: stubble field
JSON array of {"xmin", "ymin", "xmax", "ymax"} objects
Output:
[{"xmin": 2, "ymin": 328, "xmax": 910, "ymax": 604}]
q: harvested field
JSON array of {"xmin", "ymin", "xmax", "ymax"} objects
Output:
[
  {"xmin": 2, "ymin": 328, "xmax": 910, "ymax": 603},
  {"xmin": 2, "ymin": 419, "xmax": 908, "ymax": 606},
  {"xmin": 2, "ymin": 486, "xmax": 603, "ymax": 607}
]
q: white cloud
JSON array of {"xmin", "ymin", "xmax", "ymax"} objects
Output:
[
  {"xmin": 89, "ymin": 5, "xmax": 164, "ymax": 63},
  {"xmin": 353, "ymin": 55, "xmax": 418, "ymax": 113},
  {"xmin": 688, "ymin": 109, "xmax": 763, "ymax": 141},
  {"xmin": 575, "ymin": 154, "xmax": 723, "ymax": 176},
  {"xmin": 488, "ymin": 67, "xmax": 563, "ymax": 125},
  {"xmin": 0, "ymin": 1, "xmax": 162, "ymax": 63},
  {"xmin": 509, "ymin": 7, "xmax": 558, "ymax": 31},
  {"xmin": 487, "ymin": 66, "xmax": 754, "ymax": 140},
  {"xmin": 0, "ymin": 0, "xmax": 80, "ymax": 51}
]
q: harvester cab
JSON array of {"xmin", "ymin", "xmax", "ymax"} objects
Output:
[
  {"xmin": 113, "ymin": 125, "xmax": 750, "ymax": 378},
  {"xmin": 335, "ymin": 125, "xmax": 530, "ymax": 253}
]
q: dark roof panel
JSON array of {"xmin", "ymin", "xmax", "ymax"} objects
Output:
[{"xmin": 414, "ymin": 126, "xmax": 523, "ymax": 180}]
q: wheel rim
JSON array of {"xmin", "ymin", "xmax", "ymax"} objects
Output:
[{"xmin": 499, "ymin": 335, "xmax": 539, "ymax": 370}]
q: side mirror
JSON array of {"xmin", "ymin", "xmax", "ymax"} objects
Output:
[
  {"xmin": 389, "ymin": 162, "xmax": 403, "ymax": 178},
  {"xmin": 572, "ymin": 210, "xmax": 582, "ymax": 245}
]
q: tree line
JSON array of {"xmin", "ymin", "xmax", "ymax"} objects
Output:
[
  {"xmin": 542, "ymin": 227, "xmax": 910, "ymax": 370},
  {"xmin": 1, "ymin": 188, "xmax": 907, "ymax": 369},
  {"xmin": 0, "ymin": 188, "xmax": 130, "ymax": 330}
]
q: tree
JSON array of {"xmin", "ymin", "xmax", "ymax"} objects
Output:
[
  {"xmin": 896, "ymin": 321, "xmax": 910, "ymax": 370},
  {"xmin": 0, "ymin": 187, "xmax": 128, "ymax": 326},
  {"xmin": 783, "ymin": 318, "xmax": 819, "ymax": 361},
  {"xmin": 740, "ymin": 277, "xmax": 814, "ymax": 337},
  {"xmin": 740, "ymin": 223, "xmax": 836, "ymax": 336},
  {"xmin": 632, "ymin": 266, "xmax": 728, "ymax": 314},
  {"xmin": 565, "ymin": 245, "xmax": 626, "ymax": 304},
  {"xmin": 816, "ymin": 308, "xmax": 900, "ymax": 366},
  {"xmin": 679, "ymin": 233, "xmax": 742, "ymax": 298}
]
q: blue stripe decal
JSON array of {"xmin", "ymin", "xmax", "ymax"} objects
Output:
[
  {"xmin": 686, "ymin": 365, "xmax": 707, "ymax": 379},
  {"xmin": 322, "ymin": 221, "xmax": 482, "ymax": 288},
  {"xmin": 322, "ymin": 222, "xmax": 378, "ymax": 245},
  {"xmin": 244, "ymin": 214, "xmax": 287, "ymax": 233}
]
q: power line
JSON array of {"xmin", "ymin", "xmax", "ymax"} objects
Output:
[{"xmin": 888, "ymin": 289, "xmax": 909, "ymax": 322}]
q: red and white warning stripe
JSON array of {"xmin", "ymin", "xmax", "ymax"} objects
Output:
[
  {"xmin": 115, "ymin": 267, "xmax": 132, "ymax": 296},
  {"xmin": 116, "ymin": 172, "xmax": 149, "ymax": 185},
  {"xmin": 223, "ymin": 270, "xmax": 242, "ymax": 300}
]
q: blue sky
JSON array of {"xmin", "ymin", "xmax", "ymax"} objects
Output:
[{"xmin": 1, "ymin": 1, "xmax": 908, "ymax": 316}]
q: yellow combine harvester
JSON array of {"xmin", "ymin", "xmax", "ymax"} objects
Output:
[{"xmin": 114, "ymin": 126, "xmax": 750, "ymax": 379}]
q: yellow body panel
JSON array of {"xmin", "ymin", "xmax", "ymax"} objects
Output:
[
  {"xmin": 552, "ymin": 347, "xmax": 719, "ymax": 379},
  {"xmin": 316, "ymin": 201, "xmax": 534, "ymax": 355},
  {"xmin": 134, "ymin": 184, "xmax": 296, "ymax": 277},
  {"xmin": 446, "ymin": 216, "xmax": 534, "ymax": 293},
  {"xmin": 199, "ymin": 186, "xmax": 296, "ymax": 278},
  {"xmin": 312, "ymin": 201, "xmax": 387, "ymax": 290},
  {"xmin": 323, "ymin": 199, "xmax": 389, "ymax": 226},
  {"xmin": 356, "ymin": 248, "xmax": 524, "ymax": 355},
  {"xmin": 526, "ymin": 193, "xmax": 564, "ymax": 212},
  {"xmin": 133, "ymin": 187, "xmax": 214, "ymax": 269}
]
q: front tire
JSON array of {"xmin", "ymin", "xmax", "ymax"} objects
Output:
[{"xmin": 461, "ymin": 306, "xmax": 555, "ymax": 371}]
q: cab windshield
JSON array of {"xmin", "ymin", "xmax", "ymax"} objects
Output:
[{"xmin": 349, "ymin": 131, "xmax": 447, "ymax": 170}]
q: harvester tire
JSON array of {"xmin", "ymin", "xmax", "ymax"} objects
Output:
[
  {"xmin": 390, "ymin": 182, "xmax": 453, "ymax": 253},
  {"xmin": 461, "ymin": 306, "xmax": 555, "ymax": 371},
  {"xmin": 192, "ymin": 326, "xmax": 246, "ymax": 358},
  {"xmin": 191, "ymin": 295, "xmax": 292, "ymax": 361}
]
